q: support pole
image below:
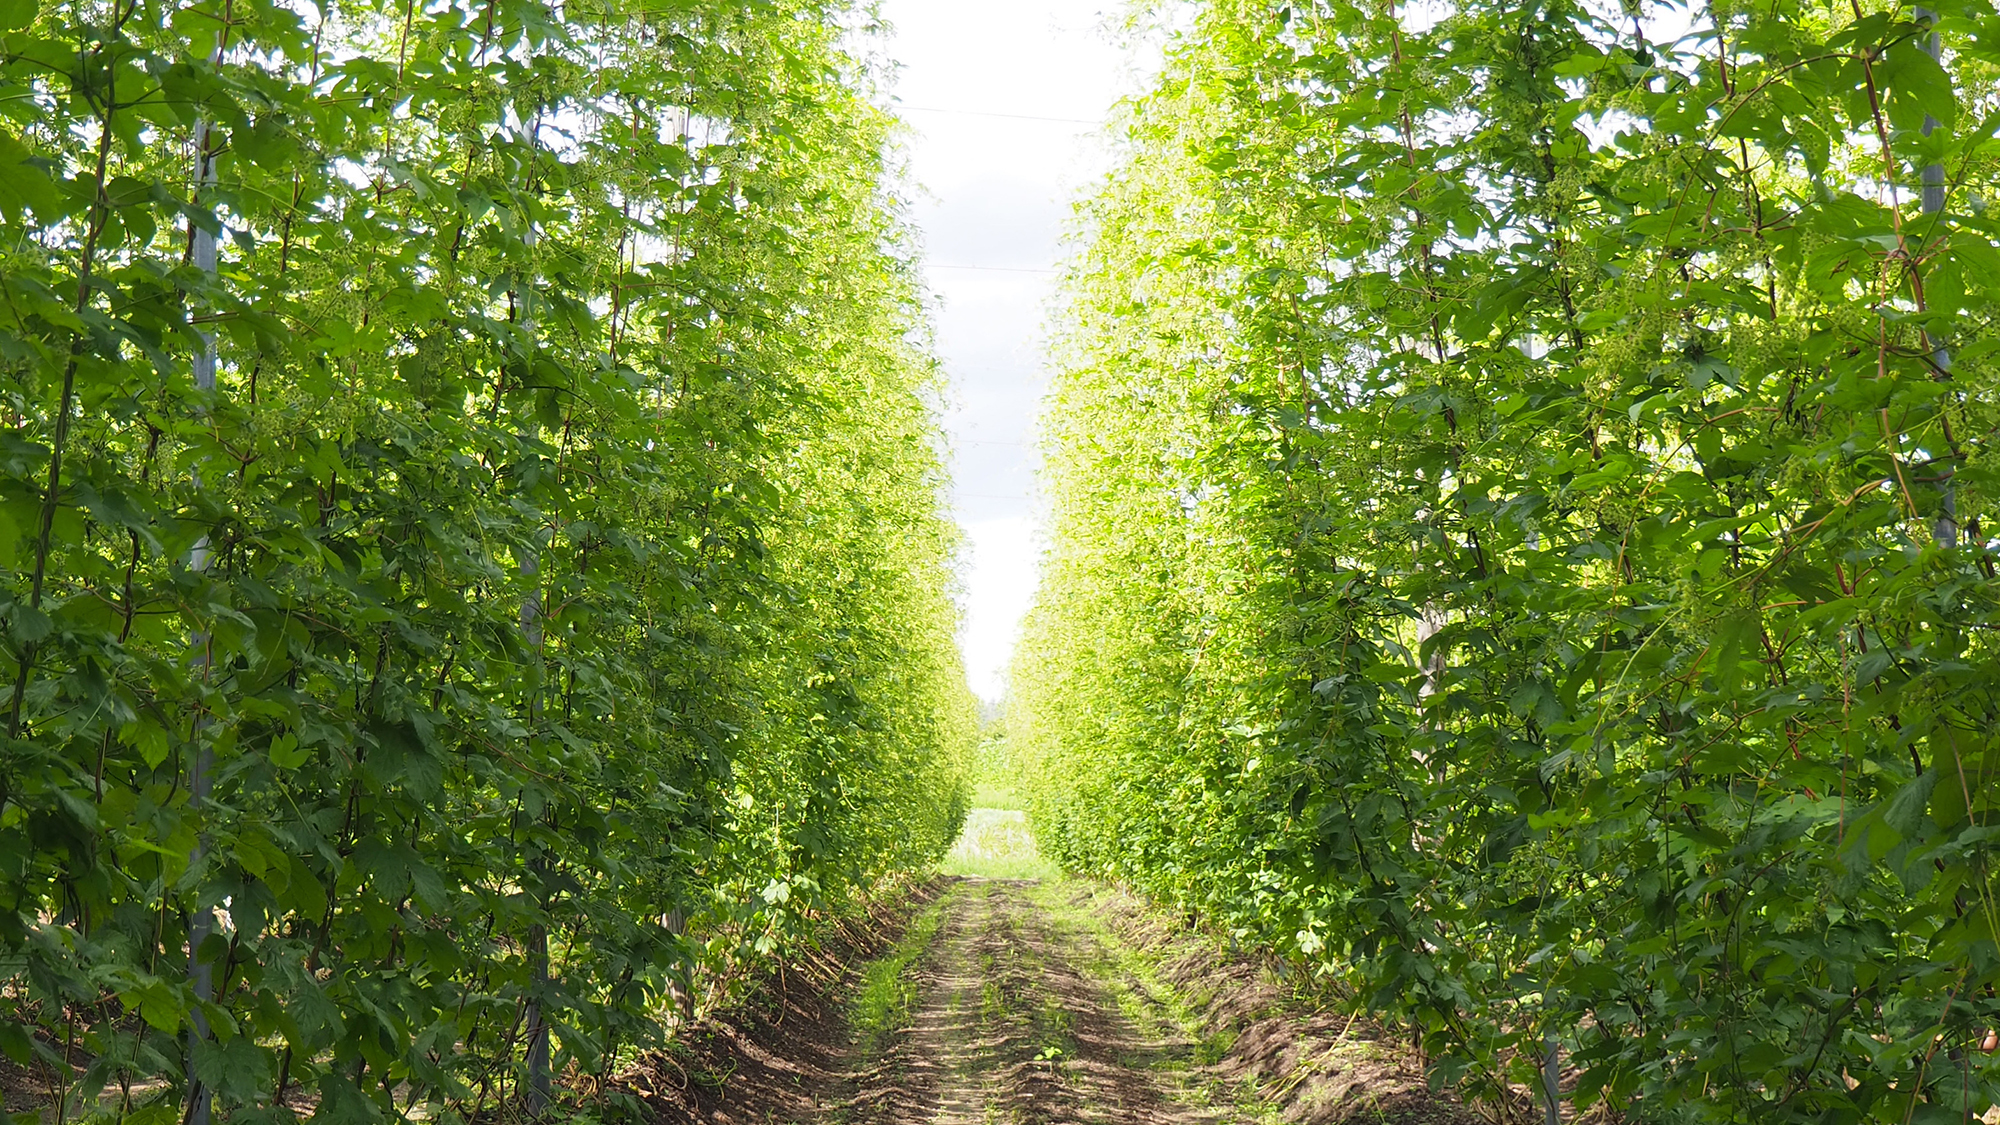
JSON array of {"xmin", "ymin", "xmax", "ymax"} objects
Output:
[
  {"xmin": 183, "ymin": 83, "xmax": 221, "ymax": 1125},
  {"xmin": 1542, "ymin": 1027, "xmax": 1562, "ymax": 1125},
  {"xmin": 517, "ymin": 220, "xmax": 551, "ymax": 1119},
  {"xmin": 1917, "ymin": 6, "xmax": 1956, "ymax": 552}
]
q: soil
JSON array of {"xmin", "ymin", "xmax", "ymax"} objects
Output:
[
  {"xmin": 624, "ymin": 879, "xmax": 951, "ymax": 1124},
  {"xmin": 636, "ymin": 877, "xmax": 1485, "ymax": 1124}
]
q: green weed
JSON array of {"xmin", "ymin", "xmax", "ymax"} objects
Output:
[
  {"xmin": 971, "ymin": 782, "xmax": 1027, "ymax": 811},
  {"xmin": 847, "ymin": 895, "xmax": 950, "ymax": 1051},
  {"xmin": 940, "ymin": 808, "xmax": 1062, "ymax": 880},
  {"xmin": 980, "ymin": 977, "xmax": 1004, "ymax": 1023},
  {"xmin": 1192, "ymin": 1026, "xmax": 1238, "ymax": 1066}
]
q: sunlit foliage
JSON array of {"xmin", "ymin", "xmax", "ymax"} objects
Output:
[{"xmin": 1015, "ymin": 0, "xmax": 2000, "ymax": 1119}]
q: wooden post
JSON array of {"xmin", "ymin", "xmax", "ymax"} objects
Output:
[
  {"xmin": 1917, "ymin": 6, "xmax": 1956, "ymax": 552},
  {"xmin": 183, "ymin": 66, "xmax": 222, "ymax": 1125}
]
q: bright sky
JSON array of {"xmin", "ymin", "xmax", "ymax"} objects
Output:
[{"xmin": 881, "ymin": 0, "xmax": 1136, "ymax": 704}]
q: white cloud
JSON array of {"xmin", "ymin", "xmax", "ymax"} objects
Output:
[
  {"xmin": 882, "ymin": 0, "xmax": 1141, "ymax": 703},
  {"xmin": 914, "ymin": 176, "xmax": 1068, "ymax": 269},
  {"xmin": 958, "ymin": 517, "xmax": 1043, "ymax": 701}
]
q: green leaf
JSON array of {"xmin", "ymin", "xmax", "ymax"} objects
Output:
[
  {"xmin": 0, "ymin": 130, "xmax": 57, "ymax": 224},
  {"xmin": 124, "ymin": 980, "xmax": 186, "ymax": 1034},
  {"xmin": 192, "ymin": 1035, "xmax": 273, "ymax": 1102},
  {"xmin": 0, "ymin": 0, "xmax": 36, "ymax": 33},
  {"xmin": 120, "ymin": 718, "xmax": 172, "ymax": 771},
  {"xmin": 0, "ymin": 1021, "xmax": 30, "ymax": 1064},
  {"xmin": 1884, "ymin": 38, "xmax": 1957, "ymax": 128},
  {"xmin": 267, "ymin": 733, "xmax": 308, "ymax": 769},
  {"xmin": 1885, "ymin": 769, "xmax": 1939, "ymax": 837},
  {"xmin": 1551, "ymin": 46, "xmax": 1605, "ymax": 77}
]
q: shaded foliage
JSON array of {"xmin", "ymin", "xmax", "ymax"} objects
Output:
[{"xmin": 0, "ymin": 0, "xmax": 974, "ymax": 1120}]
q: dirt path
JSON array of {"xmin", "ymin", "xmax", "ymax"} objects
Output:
[
  {"xmin": 643, "ymin": 876, "xmax": 1479, "ymax": 1125},
  {"xmin": 848, "ymin": 878, "xmax": 1226, "ymax": 1125}
]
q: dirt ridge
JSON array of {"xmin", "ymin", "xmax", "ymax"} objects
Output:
[
  {"xmin": 626, "ymin": 880, "xmax": 948, "ymax": 1123},
  {"xmin": 1061, "ymin": 882, "xmax": 1484, "ymax": 1124}
]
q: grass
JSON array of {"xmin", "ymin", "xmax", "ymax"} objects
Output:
[
  {"xmin": 1034, "ymin": 996, "xmax": 1076, "ymax": 1063},
  {"xmin": 971, "ymin": 782, "xmax": 1027, "ymax": 811},
  {"xmin": 848, "ymin": 893, "xmax": 950, "ymax": 1051},
  {"xmin": 941, "ymin": 807, "xmax": 1062, "ymax": 880}
]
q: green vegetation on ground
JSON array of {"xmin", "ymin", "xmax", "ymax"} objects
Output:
[
  {"xmin": 1011, "ymin": 1, "xmax": 2000, "ymax": 1121},
  {"xmin": 847, "ymin": 894, "xmax": 951, "ymax": 1053},
  {"xmin": 941, "ymin": 809, "xmax": 1059, "ymax": 882},
  {"xmin": 970, "ymin": 783, "xmax": 1028, "ymax": 813},
  {"xmin": 943, "ymin": 728, "xmax": 1058, "ymax": 880}
]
